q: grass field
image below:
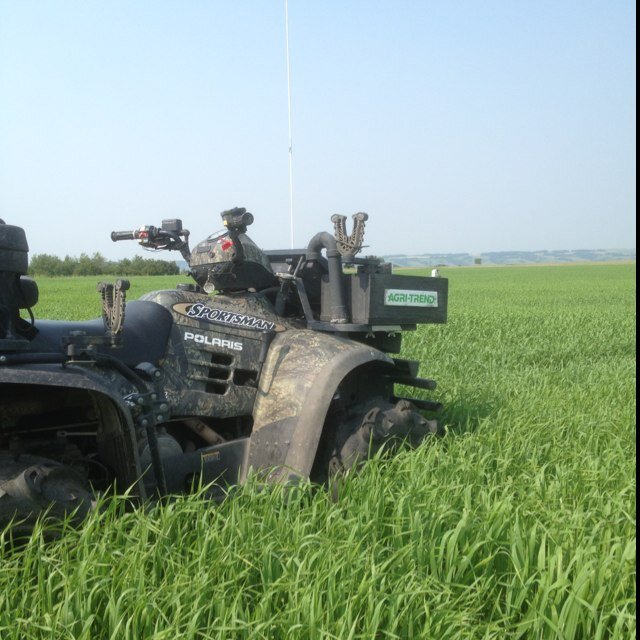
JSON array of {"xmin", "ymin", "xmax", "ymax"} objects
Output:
[{"xmin": 1, "ymin": 263, "xmax": 636, "ymax": 639}]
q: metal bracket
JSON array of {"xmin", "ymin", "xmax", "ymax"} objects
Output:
[
  {"xmin": 97, "ymin": 279, "xmax": 130, "ymax": 344},
  {"xmin": 123, "ymin": 390, "xmax": 169, "ymax": 495},
  {"xmin": 331, "ymin": 212, "xmax": 369, "ymax": 260}
]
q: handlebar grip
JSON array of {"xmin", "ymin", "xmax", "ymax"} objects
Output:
[{"xmin": 111, "ymin": 230, "xmax": 136, "ymax": 242}]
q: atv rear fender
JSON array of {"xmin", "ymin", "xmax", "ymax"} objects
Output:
[
  {"xmin": 0, "ymin": 365, "xmax": 145, "ymax": 498},
  {"xmin": 248, "ymin": 329, "xmax": 394, "ymax": 481}
]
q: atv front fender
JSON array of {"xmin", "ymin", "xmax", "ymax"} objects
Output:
[{"xmin": 248, "ymin": 330, "xmax": 394, "ymax": 481}]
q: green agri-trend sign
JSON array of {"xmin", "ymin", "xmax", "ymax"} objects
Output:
[{"xmin": 384, "ymin": 289, "xmax": 439, "ymax": 307}]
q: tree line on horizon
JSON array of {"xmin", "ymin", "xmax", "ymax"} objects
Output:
[{"xmin": 28, "ymin": 252, "xmax": 181, "ymax": 277}]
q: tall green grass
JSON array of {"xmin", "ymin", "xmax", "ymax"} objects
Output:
[{"xmin": 2, "ymin": 263, "xmax": 635, "ymax": 639}]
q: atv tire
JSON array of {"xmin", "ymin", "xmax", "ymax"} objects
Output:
[
  {"xmin": 0, "ymin": 454, "xmax": 94, "ymax": 538},
  {"xmin": 314, "ymin": 398, "xmax": 441, "ymax": 480}
]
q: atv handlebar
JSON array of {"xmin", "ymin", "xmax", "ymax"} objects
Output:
[
  {"xmin": 111, "ymin": 222, "xmax": 192, "ymax": 264},
  {"xmin": 111, "ymin": 226, "xmax": 170, "ymax": 244},
  {"xmin": 111, "ymin": 230, "xmax": 137, "ymax": 242}
]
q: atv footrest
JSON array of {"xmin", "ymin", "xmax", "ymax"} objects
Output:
[{"xmin": 388, "ymin": 375, "xmax": 437, "ymax": 391}]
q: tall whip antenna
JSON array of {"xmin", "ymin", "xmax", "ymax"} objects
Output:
[{"xmin": 285, "ymin": 0, "xmax": 294, "ymax": 248}]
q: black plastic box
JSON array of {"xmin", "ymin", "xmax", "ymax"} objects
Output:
[{"xmin": 321, "ymin": 273, "xmax": 448, "ymax": 326}]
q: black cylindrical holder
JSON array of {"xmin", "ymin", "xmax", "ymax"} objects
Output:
[
  {"xmin": 0, "ymin": 222, "xmax": 28, "ymax": 274},
  {"xmin": 306, "ymin": 232, "xmax": 349, "ymax": 324},
  {"xmin": 0, "ymin": 222, "xmax": 29, "ymax": 341}
]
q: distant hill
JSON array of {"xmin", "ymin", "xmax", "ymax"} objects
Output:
[
  {"xmin": 383, "ymin": 248, "xmax": 636, "ymax": 268},
  {"xmin": 174, "ymin": 249, "xmax": 636, "ymax": 271}
]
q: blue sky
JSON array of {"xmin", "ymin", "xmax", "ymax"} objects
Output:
[{"xmin": 0, "ymin": 1, "xmax": 636, "ymax": 260}]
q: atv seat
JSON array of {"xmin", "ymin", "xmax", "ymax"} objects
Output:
[{"xmin": 30, "ymin": 300, "xmax": 173, "ymax": 368}]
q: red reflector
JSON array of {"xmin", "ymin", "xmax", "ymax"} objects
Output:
[{"xmin": 221, "ymin": 240, "xmax": 234, "ymax": 251}]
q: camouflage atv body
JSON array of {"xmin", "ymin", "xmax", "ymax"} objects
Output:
[{"xmin": 0, "ymin": 210, "xmax": 447, "ymax": 531}]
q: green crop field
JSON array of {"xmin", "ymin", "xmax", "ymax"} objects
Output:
[{"xmin": 1, "ymin": 263, "xmax": 636, "ymax": 639}]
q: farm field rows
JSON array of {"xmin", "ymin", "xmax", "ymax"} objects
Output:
[{"xmin": 1, "ymin": 263, "xmax": 636, "ymax": 639}]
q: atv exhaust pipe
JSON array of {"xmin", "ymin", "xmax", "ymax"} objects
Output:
[{"xmin": 306, "ymin": 232, "xmax": 349, "ymax": 324}]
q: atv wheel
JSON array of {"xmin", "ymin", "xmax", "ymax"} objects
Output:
[
  {"xmin": 313, "ymin": 398, "xmax": 441, "ymax": 480},
  {"xmin": 0, "ymin": 454, "xmax": 94, "ymax": 538}
]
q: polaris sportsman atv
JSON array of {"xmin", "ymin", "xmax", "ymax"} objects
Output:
[{"xmin": 0, "ymin": 209, "xmax": 448, "ymax": 532}]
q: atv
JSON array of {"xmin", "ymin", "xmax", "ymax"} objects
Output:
[{"xmin": 0, "ymin": 209, "xmax": 448, "ymax": 532}]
